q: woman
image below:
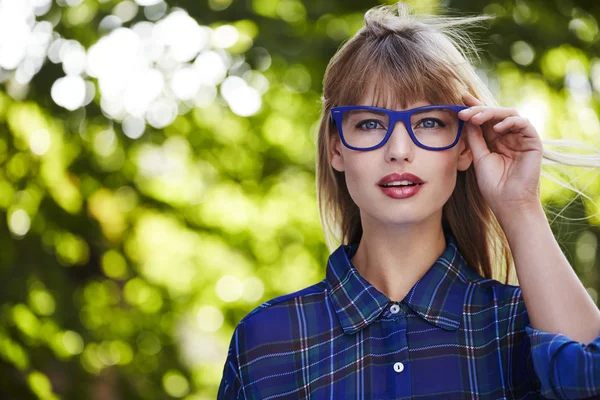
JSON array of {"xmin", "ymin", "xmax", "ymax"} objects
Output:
[{"xmin": 218, "ymin": 3, "xmax": 600, "ymax": 399}]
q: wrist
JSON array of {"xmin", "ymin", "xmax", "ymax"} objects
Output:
[{"xmin": 493, "ymin": 201, "xmax": 545, "ymax": 228}]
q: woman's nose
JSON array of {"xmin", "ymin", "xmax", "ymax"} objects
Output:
[{"xmin": 384, "ymin": 121, "xmax": 414, "ymax": 162}]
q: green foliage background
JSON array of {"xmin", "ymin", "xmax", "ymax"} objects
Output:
[{"xmin": 1, "ymin": 0, "xmax": 600, "ymax": 398}]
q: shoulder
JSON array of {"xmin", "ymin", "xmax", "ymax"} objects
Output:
[
  {"xmin": 462, "ymin": 272, "xmax": 530, "ymax": 328},
  {"xmin": 469, "ymin": 275, "xmax": 524, "ymax": 305},
  {"xmin": 457, "ymin": 261, "xmax": 524, "ymax": 304},
  {"xmin": 237, "ymin": 279, "xmax": 329, "ymax": 327},
  {"xmin": 225, "ymin": 280, "xmax": 330, "ymax": 360}
]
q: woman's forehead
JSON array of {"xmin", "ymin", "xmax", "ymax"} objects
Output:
[
  {"xmin": 332, "ymin": 58, "xmax": 466, "ymax": 111},
  {"xmin": 349, "ymin": 74, "xmax": 462, "ymax": 109},
  {"xmin": 356, "ymin": 87, "xmax": 443, "ymax": 110},
  {"xmin": 357, "ymin": 92, "xmax": 432, "ymax": 110}
]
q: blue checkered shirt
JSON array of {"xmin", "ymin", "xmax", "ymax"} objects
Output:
[{"xmin": 218, "ymin": 233, "xmax": 600, "ymax": 399}]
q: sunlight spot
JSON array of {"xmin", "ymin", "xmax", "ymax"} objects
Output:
[
  {"xmin": 29, "ymin": 129, "xmax": 51, "ymax": 155},
  {"xmin": 196, "ymin": 306, "xmax": 223, "ymax": 333},
  {"xmin": 9, "ymin": 209, "xmax": 31, "ymax": 237},
  {"xmin": 216, "ymin": 275, "xmax": 243, "ymax": 302},
  {"xmin": 51, "ymin": 75, "xmax": 86, "ymax": 110},
  {"xmin": 517, "ymin": 99, "xmax": 548, "ymax": 138}
]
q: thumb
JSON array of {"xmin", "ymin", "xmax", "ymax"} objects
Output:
[{"xmin": 464, "ymin": 122, "xmax": 490, "ymax": 165}]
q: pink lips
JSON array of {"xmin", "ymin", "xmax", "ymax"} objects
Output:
[
  {"xmin": 378, "ymin": 173, "xmax": 425, "ymax": 199},
  {"xmin": 378, "ymin": 173, "xmax": 424, "ymax": 186}
]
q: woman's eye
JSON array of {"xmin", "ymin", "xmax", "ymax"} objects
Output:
[
  {"xmin": 357, "ymin": 120, "xmax": 383, "ymax": 130},
  {"xmin": 418, "ymin": 118, "xmax": 444, "ymax": 129}
]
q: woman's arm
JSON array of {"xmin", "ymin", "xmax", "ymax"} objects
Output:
[
  {"xmin": 496, "ymin": 202, "xmax": 600, "ymax": 345},
  {"xmin": 499, "ymin": 204, "xmax": 600, "ymax": 399},
  {"xmin": 458, "ymin": 91, "xmax": 600, "ymax": 398},
  {"xmin": 458, "ymin": 93, "xmax": 600, "ymax": 344}
]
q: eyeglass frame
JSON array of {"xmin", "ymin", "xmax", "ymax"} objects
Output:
[{"xmin": 330, "ymin": 104, "xmax": 469, "ymax": 151}]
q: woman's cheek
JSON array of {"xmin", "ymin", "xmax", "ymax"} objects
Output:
[
  {"xmin": 344, "ymin": 167, "xmax": 367, "ymax": 206},
  {"xmin": 436, "ymin": 162, "xmax": 459, "ymax": 202}
]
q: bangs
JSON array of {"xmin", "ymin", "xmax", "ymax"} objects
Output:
[{"xmin": 332, "ymin": 34, "xmax": 467, "ymax": 110}]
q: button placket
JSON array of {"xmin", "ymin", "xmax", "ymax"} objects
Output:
[
  {"xmin": 384, "ymin": 314, "xmax": 411, "ymax": 396},
  {"xmin": 389, "ymin": 305, "xmax": 407, "ymax": 377}
]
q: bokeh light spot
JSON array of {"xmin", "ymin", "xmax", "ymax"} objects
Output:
[
  {"xmin": 221, "ymin": 76, "xmax": 261, "ymax": 116},
  {"xmin": 147, "ymin": 98, "xmax": 178, "ymax": 128},
  {"xmin": 195, "ymin": 50, "xmax": 228, "ymax": 85},
  {"xmin": 27, "ymin": 371, "xmax": 55, "ymax": 400},
  {"xmin": 8, "ymin": 209, "xmax": 31, "ymax": 237},
  {"xmin": 196, "ymin": 306, "xmax": 224, "ymax": 332},
  {"xmin": 101, "ymin": 250, "xmax": 128, "ymax": 279},
  {"xmin": 137, "ymin": 331, "xmax": 162, "ymax": 355},
  {"xmin": 113, "ymin": 1, "xmax": 139, "ymax": 23},
  {"xmin": 29, "ymin": 289, "xmax": 56, "ymax": 316},
  {"xmin": 283, "ymin": 64, "xmax": 311, "ymax": 93},
  {"xmin": 61, "ymin": 40, "xmax": 87, "ymax": 75},
  {"xmin": 13, "ymin": 304, "xmax": 40, "ymax": 338},
  {"xmin": 62, "ymin": 330, "xmax": 84, "ymax": 355},
  {"xmin": 163, "ymin": 370, "xmax": 190, "ymax": 398},
  {"xmin": 51, "ymin": 75, "xmax": 86, "ymax": 111},
  {"xmin": 122, "ymin": 116, "xmax": 146, "ymax": 139},
  {"xmin": 577, "ymin": 231, "xmax": 598, "ymax": 264},
  {"xmin": 55, "ymin": 232, "xmax": 90, "ymax": 266},
  {"xmin": 215, "ymin": 275, "xmax": 243, "ymax": 302},
  {"xmin": 154, "ymin": 10, "xmax": 207, "ymax": 62},
  {"xmin": 143, "ymin": 2, "xmax": 167, "ymax": 20},
  {"xmin": 171, "ymin": 66, "xmax": 202, "ymax": 101},
  {"xmin": 517, "ymin": 99, "xmax": 548, "ymax": 138},
  {"xmin": 29, "ymin": 129, "xmax": 51, "ymax": 155},
  {"xmin": 242, "ymin": 276, "xmax": 265, "ymax": 303},
  {"xmin": 135, "ymin": 0, "xmax": 163, "ymax": 5},
  {"xmin": 510, "ymin": 41, "xmax": 535, "ymax": 66},
  {"xmin": 213, "ymin": 25, "xmax": 239, "ymax": 49},
  {"xmin": 209, "ymin": 0, "xmax": 233, "ymax": 11}
]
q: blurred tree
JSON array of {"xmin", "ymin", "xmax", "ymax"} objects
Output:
[{"xmin": 0, "ymin": 0, "xmax": 599, "ymax": 399}]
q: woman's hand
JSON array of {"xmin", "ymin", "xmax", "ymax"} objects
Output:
[{"xmin": 458, "ymin": 93, "xmax": 544, "ymax": 217}]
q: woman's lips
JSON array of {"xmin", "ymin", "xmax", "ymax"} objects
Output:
[{"xmin": 379, "ymin": 183, "xmax": 424, "ymax": 199}]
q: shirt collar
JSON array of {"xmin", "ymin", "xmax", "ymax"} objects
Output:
[{"xmin": 326, "ymin": 231, "xmax": 476, "ymax": 335}]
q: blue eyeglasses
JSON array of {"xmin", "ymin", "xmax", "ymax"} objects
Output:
[{"xmin": 330, "ymin": 105, "xmax": 468, "ymax": 151}]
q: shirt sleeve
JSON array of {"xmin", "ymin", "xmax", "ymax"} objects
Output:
[
  {"xmin": 526, "ymin": 326, "xmax": 600, "ymax": 399},
  {"xmin": 217, "ymin": 326, "xmax": 244, "ymax": 400}
]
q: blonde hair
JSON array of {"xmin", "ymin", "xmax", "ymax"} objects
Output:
[{"xmin": 316, "ymin": 2, "xmax": 600, "ymax": 285}]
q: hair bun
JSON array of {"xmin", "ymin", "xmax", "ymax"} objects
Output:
[{"xmin": 363, "ymin": 2, "xmax": 424, "ymax": 36}]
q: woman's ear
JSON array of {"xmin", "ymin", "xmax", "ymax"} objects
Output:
[
  {"xmin": 330, "ymin": 134, "xmax": 345, "ymax": 172},
  {"xmin": 457, "ymin": 134, "xmax": 473, "ymax": 172}
]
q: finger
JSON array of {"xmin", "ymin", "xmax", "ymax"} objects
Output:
[
  {"xmin": 493, "ymin": 116, "xmax": 537, "ymax": 137},
  {"xmin": 464, "ymin": 121, "xmax": 490, "ymax": 164},
  {"xmin": 458, "ymin": 105, "xmax": 488, "ymax": 119},
  {"xmin": 461, "ymin": 107, "xmax": 520, "ymax": 125},
  {"xmin": 462, "ymin": 93, "xmax": 484, "ymax": 107}
]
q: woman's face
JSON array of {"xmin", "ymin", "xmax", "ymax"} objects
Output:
[{"xmin": 329, "ymin": 97, "xmax": 474, "ymax": 229}]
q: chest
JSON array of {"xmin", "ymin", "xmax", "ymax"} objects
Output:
[{"xmin": 239, "ymin": 312, "xmax": 539, "ymax": 399}]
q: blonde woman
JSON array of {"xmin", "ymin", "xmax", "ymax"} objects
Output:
[{"xmin": 218, "ymin": 3, "xmax": 600, "ymax": 399}]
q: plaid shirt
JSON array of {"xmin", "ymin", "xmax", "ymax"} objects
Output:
[{"xmin": 218, "ymin": 232, "xmax": 600, "ymax": 399}]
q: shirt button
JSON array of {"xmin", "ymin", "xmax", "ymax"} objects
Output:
[
  {"xmin": 390, "ymin": 304, "xmax": 400, "ymax": 314},
  {"xmin": 393, "ymin": 362, "xmax": 404, "ymax": 373}
]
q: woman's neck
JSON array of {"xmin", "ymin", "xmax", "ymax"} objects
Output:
[{"xmin": 350, "ymin": 216, "xmax": 447, "ymax": 302}]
